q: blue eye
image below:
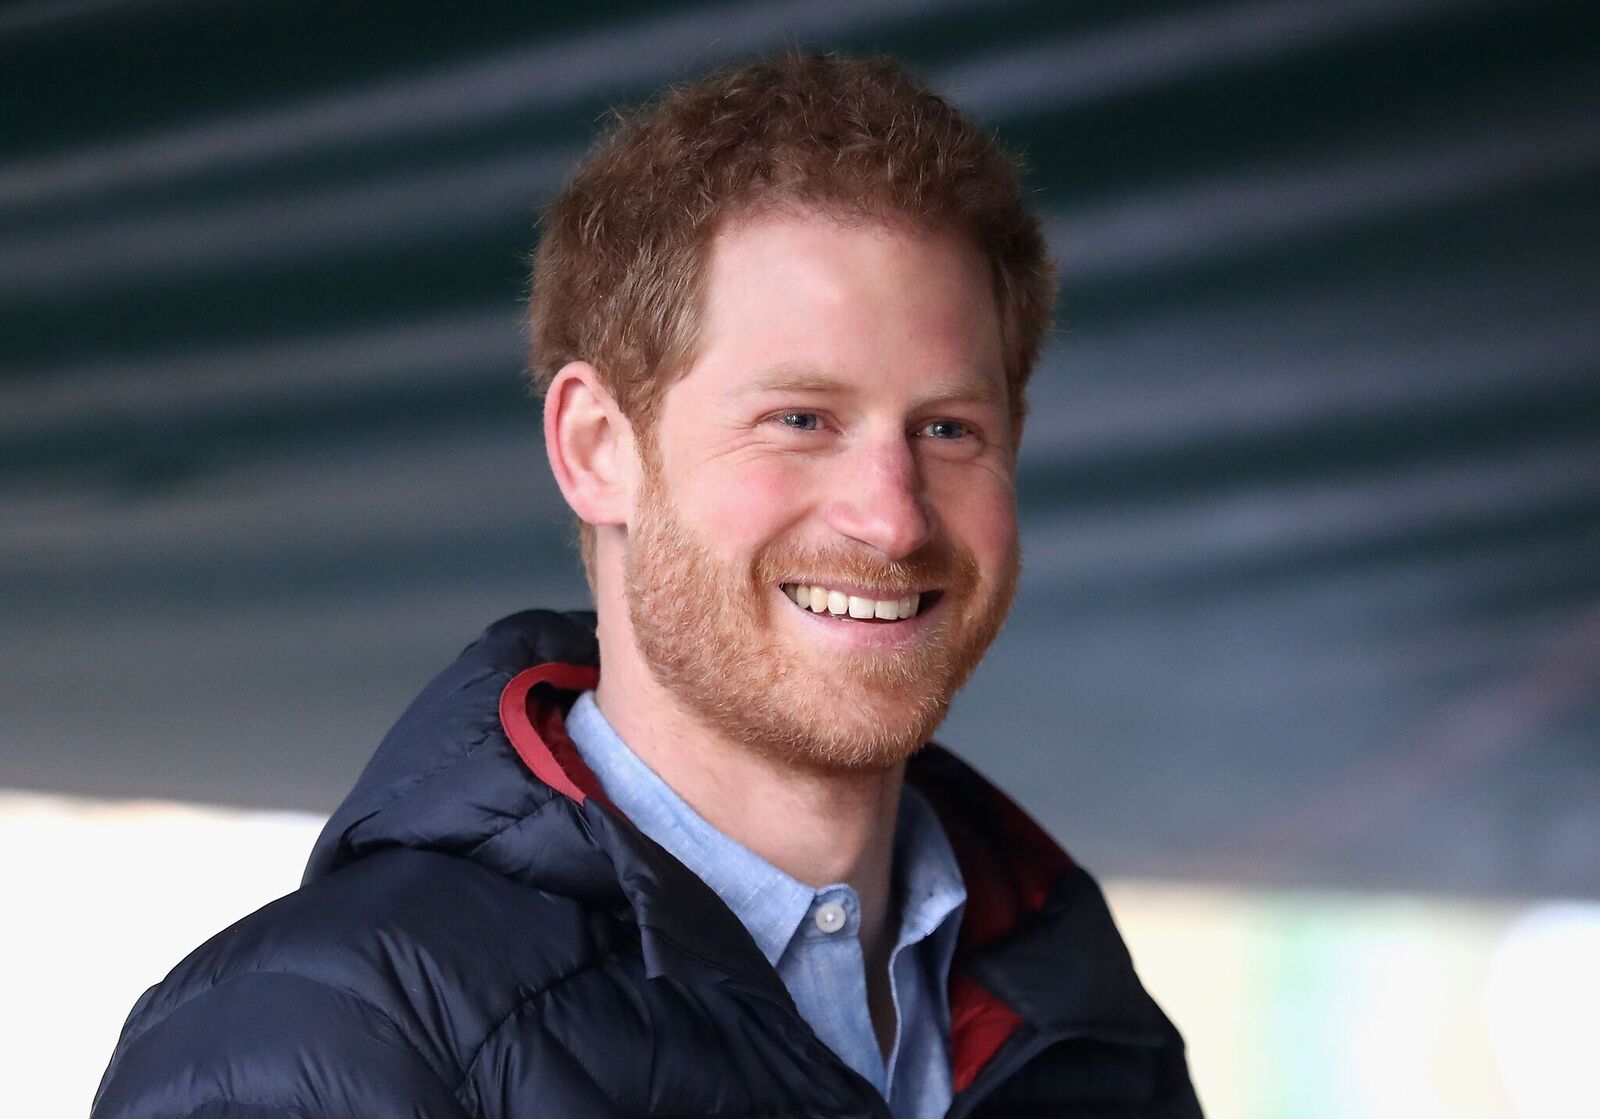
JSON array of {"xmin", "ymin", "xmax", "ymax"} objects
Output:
[
  {"xmin": 921, "ymin": 419, "xmax": 968, "ymax": 440},
  {"xmin": 778, "ymin": 412, "xmax": 821, "ymax": 431}
]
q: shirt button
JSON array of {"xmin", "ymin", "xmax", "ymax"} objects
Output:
[{"xmin": 814, "ymin": 901, "xmax": 847, "ymax": 934}]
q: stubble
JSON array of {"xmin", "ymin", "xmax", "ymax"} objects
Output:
[{"xmin": 624, "ymin": 467, "xmax": 1019, "ymax": 773}]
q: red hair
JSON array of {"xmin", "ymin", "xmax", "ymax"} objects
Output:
[{"xmin": 527, "ymin": 52, "xmax": 1056, "ymax": 572}]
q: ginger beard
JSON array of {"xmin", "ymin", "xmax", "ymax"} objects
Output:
[{"xmin": 624, "ymin": 460, "xmax": 1020, "ymax": 773}]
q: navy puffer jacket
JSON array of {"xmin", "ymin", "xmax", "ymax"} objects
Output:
[{"xmin": 93, "ymin": 610, "xmax": 1202, "ymax": 1118}]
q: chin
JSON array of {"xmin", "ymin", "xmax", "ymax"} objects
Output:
[{"xmin": 718, "ymin": 677, "xmax": 954, "ymax": 775}]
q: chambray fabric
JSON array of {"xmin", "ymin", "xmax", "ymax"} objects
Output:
[{"xmin": 565, "ymin": 691, "xmax": 967, "ymax": 1119}]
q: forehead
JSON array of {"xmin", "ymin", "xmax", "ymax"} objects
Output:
[{"xmin": 678, "ymin": 210, "xmax": 1006, "ymax": 404}]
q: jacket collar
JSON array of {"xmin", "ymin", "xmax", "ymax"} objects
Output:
[
  {"xmin": 500, "ymin": 658, "xmax": 787, "ymax": 994},
  {"xmin": 304, "ymin": 611, "xmax": 790, "ymax": 1002}
]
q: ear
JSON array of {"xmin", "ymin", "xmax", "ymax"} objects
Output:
[{"xmin": 544, "ymin": 362, "xmax": 636, "ymax": 529}]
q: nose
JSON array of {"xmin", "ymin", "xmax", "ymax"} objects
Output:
[{"xmin": 821, "ymin": 436, "xmax": 932, "ymax": 561}]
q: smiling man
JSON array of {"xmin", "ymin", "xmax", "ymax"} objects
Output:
[{"xmin": 95, "ymin": 54, "xmax": 1200, "ymax": 1119}]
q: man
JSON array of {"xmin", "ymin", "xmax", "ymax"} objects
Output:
[{"xmin": 95, "ymin": 53, "xmax": 1201, "ymax": 1118}]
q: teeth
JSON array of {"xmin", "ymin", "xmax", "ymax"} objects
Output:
[{"xmin": 780, "ymin": 584, "xmax": 925, "ymax": 621}]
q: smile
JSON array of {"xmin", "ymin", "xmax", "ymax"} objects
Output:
[{"xmin": 779, "ymin": 582, "xmax": 925, "ymax": 621}]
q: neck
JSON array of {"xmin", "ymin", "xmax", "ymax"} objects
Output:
[{"xmin": 592, "ymin": 608, "xmax": 905, "ymax": 963}]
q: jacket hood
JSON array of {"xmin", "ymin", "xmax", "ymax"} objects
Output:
[
  {"xmin": 306, "ymin": 610, "xmax": 603, "ymax": 893},
  {"xmin": 305, "ymin": 609, "xmax": 783, "ymax": 992},
  {"xmin": 305, "ymin": 610, "xmax": 1172, "ymax": 1083}
]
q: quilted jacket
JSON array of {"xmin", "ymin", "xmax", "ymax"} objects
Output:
[{"xmin": 93, "ymin": 610, "xmax": 1202, "ymax": 1118}]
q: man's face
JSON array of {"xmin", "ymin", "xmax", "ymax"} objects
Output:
[{"xmin": 624, "ymin": 211, "xmax": 1020, "ymax": 772}]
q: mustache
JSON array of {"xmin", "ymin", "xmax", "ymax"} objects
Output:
[{"xmin": 754, "ymin": 539, "xmax": 977, "ymax": 596}]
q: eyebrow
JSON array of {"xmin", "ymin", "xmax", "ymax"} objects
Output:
[{"xmin": 738, "ymin": 364, "xmax": 1007, "ymax": 408}]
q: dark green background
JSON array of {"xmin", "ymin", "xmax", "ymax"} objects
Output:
[{"xmin": 3, "ymin": 0, "xmax": 1597, "ymax": 899}]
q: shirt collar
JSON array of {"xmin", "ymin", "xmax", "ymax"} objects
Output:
[
  {"xmin": 563, "ymin": 690, "xmax": 965, "ymax": 968},
  {"xmin": 893, "ymin": 783, "xmax": 967, "ymax": 956}
]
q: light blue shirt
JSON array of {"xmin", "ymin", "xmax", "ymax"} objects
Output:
[{"xmin": 564, "ymin": 691, "xmax": 967, "ymax": 1119}]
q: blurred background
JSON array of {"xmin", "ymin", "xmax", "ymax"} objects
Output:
[{"xmin": 2, "ymin": 0, "xmax": 1597, "ymax": 1114}]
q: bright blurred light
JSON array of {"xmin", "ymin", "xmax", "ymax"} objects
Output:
[
  {"xmin": 1106, "ymin": 882, "xmax": 1599, "ymax": 1118},
  {"xmin": 0, "ymin": 790, "xmax": 324, "ymax": 1118},
  {"xmin": 4, "ymin": 789, "xmax": 1597, "ymax": 1118},
  {"xmin": 1485, "ymin": 903, "xmax": 1600, "ymax": 1119}
]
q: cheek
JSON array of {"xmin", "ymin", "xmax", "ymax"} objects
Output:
[
  {"xmin": 689, "ymin": 462, "xmax": 816, "ymax": 548},
  {"xmin": 934, "ymin": 473, "xmax": 1017, "ymax": 564}
]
